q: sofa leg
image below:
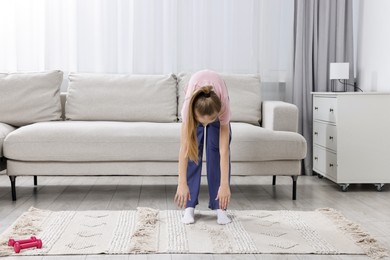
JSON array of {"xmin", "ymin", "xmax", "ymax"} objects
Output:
[
  {"xmin": 34, "ymin": 176, "xmax": 38, "ymax": 186},
  {"xmin": 9, "ymin": 176, "xmax": 17, "ymax": 201},
  {"xmin": 272, "ymin": 176, "xmax": 276, "ymax": 185},
  {"xmin": 292, "ymin": 176, "xmax": 298, "ymax": 200}
]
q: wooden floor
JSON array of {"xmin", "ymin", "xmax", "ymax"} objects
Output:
[{"xmin": 0, "ymin": 171, "xmax": 389, "ymax": 260}]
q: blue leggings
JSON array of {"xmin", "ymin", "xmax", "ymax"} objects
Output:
[{"xmin": 186, "ymin": 120, "xmax": 231, "ymax": 210}]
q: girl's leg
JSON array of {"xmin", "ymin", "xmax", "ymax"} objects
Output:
[
  {"xmin": 182, "ymin": 125, "xmax": 204, "ymax": 224},
  {"xmin": 185, "ymin": 124, "xmax": 205, "ymax": 208},
  {"xmin": 205, "ymin": 121, "xmax": 231, "ymax": 210}
]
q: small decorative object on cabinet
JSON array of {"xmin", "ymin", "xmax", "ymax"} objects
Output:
[{"xmin": 312, "ymin": 92, "xmax": 390, "ymax": 191}]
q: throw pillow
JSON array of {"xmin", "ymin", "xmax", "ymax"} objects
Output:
[
  {"xmin": 177, "ymin": 72, "xmax": 261, "ymax": 125},
  {"xmin": 0, "ymin": 70, "xmax": 63, "ymax": 127},
  {"xmin": 66, "ymin": 73, "xmax": 177, "ymax": 123}
]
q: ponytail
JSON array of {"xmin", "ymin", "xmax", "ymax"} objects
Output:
[{"xmin": 185, "ymin": 86, "xmax": 221, "ymax": 163}]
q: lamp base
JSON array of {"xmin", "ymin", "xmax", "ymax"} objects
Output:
[{"xmin": 331, "ymin": 80, "xmax": 347, "ymax": 92}]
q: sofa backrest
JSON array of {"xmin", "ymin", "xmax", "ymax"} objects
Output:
[
  {"xmin": 65, "ymin": 73, "xmax": 177, "ymax": 123},
  {"xmin": 0, "ymin": 70, "xmax": 63, "ymax": 127},
  {"xmin": 59, "ymin": 72, "xmax": 263, "ymax": 125},
  {"xmin": 177, "ymin": 73, "xmax": 262, "ymax": 125}
]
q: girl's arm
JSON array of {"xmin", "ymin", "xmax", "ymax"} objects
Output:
[
  {"xmin": 217, "ymin": 123, "xmax": 231, "ymax": 209},
  {"xmin": 174, "ymin": 122, "xmax": 191, "ymax": 208}
]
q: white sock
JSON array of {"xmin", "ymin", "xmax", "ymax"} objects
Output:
[
  {"xmin": 217, "ymin": 209, "xmax": 231, "ymax": 225},
  {"xmin": 181, "ymin": 207, "xmax": 195, "ymax": 224}
]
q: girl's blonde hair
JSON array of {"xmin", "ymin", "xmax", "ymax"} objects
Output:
[{"xmin": 186, "ymin": 85, "xmax": 221, "ymax": 163}]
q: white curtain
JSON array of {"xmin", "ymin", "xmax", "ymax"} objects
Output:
[{"xmin": 0, "ymin": 0, "xmax": 293, "ymax": 82}]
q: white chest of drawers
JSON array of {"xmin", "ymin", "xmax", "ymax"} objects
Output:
[{"xmin": 312, "ymin": 92, "xmax": 390, "ymax": 191}]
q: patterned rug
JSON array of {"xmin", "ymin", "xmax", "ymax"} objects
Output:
[{"xmin": 0, "ymin": 207, "xmax": 388, "ymax": 258}]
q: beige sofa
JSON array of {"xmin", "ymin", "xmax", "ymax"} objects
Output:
[{"xmin": 0, "ymin": 71, "xmax": 307, "ymax": 201}]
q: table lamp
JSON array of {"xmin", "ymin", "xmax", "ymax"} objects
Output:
[{"xmin": 330, "ymin": 62, "xmax": 349, "ymax": 92}]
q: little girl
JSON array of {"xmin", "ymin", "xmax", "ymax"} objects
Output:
[{"xmin": 174, "ymin": 70, "xmax": 232, "ymax": 225}]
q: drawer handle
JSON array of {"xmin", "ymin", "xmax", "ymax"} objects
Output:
[
  {"xmin": 314, "ymin": 107, "xmax": 318, "ymax": 110},
  {"xmin": 329, "ymin": 163, "xmax": 334, "ymax": 167},
  {"xmin": 329, "ymin": 108, "xmax": 334, "ymax": 112},
  {"xmin": 314, "ymin": 132, "xmax": 318, "ymax": 135},
  {"xmin": 329, "ymin": 136, "xmax": 333, "ymax": 140},
  {"xmin": 314, "ymin": 157, "xmax": 318, "ymax": 160}
]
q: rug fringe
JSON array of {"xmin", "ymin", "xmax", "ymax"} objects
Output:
[
  {"xmin": 317, "ymin": 208, "xmax": 389, "ymax": 259},
  {"xmin": 129, "ymin": 207, "xmax": 159, "ymax": 253},
  {"xmin": 0, "ymin": 207, "xmax": 48, "ymax": 256}
]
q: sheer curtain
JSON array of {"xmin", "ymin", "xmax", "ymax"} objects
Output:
[{"xmin": 0, "ymin": 0, "xmax": 293, "ymax": 82}]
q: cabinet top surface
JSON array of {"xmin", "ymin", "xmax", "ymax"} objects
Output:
[{"xmin": 312, "ymin": 92, "xmax": 390, "ymax": 96}]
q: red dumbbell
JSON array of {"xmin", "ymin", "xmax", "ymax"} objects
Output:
[
  {"xmin": 14, "ymin": 239, "xmax": 42, "ymax": 253},
  {"xmin": 8, "ymin": 236, "xmax": 37, "ymax": 246}
]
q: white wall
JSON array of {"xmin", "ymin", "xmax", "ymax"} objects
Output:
[{"xmin": 356, "ymin": 0, "xmax": 390, "ymax": 91}]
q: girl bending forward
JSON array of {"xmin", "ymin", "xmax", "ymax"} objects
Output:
[{"xmin": 174, "ymin": 70, "xmax": 232, "ymax": 225}]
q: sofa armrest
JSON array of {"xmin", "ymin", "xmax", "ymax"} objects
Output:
[{"xmin": 262, "ymin": 101, "xmax": 298, "ymax": 132}]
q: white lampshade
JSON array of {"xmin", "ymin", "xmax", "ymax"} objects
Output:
[{"xmin": 329, "ymin": 63, "xmax": 349, "ymax": 79}]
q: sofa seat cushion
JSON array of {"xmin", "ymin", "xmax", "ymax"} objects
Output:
[
  {"xmin": 4, "ymin": 121, "xmax": 181, "ymax": 162},
  {"xmin": 4, "ymin": 122, "xmax": 306, "ymax": 163},
  {"xmin": 0, "ymin": 122, "xmax": 16, "ymax": 157},
  {"xmin": 230, "ymin": 123, "xmax": 307, "ymax": 161}
]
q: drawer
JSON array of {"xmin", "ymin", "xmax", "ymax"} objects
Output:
[
  {"xmin": 313, "ymin": 146, "xmax": 337, "ymax": 180},
  {"xmin": 313, "ymin": 122, "xmax": 337, "ymax": 151},
  {"xmin": 313, "ymin": 97, "xmax": 337, "ymax": 123}
]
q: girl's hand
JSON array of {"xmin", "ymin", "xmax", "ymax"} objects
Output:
[
  {"xmin": 174, "ymin": 184, "xmax": 191, "ymax": 208},
  {"xmin": 216, "ymin": 185, "xmax": 231, "ymax": 210}
]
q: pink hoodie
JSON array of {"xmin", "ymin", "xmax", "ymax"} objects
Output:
[{"xmin": 181, "ymin": 70, "xmax": 231, "ymax": 125}]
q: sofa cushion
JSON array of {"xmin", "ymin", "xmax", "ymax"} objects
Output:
[
  {"xmin": 66, "ymin": 73, "xmax": 177, "ymax": 123},
  {"xmin": 0, "ymin": 70, "xmax": 63, "ymax": 127},
  {"xmin": 4, "ymin": 121, "xmax": 181, "ymax": 162},
  {"xmin": 4, "ymin": 122, "xmax": 306, "ymax": 163},
  {"xmin": 230, "ymin": 123, "xmax": 307, "ymax": 161},
  {"xmin": 178, "ymin": 73, "xmax": 261, "ymax": 125},
  {"xmin": 0, "ymin": 122, "xmax": 16, "ymax": 157}
]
